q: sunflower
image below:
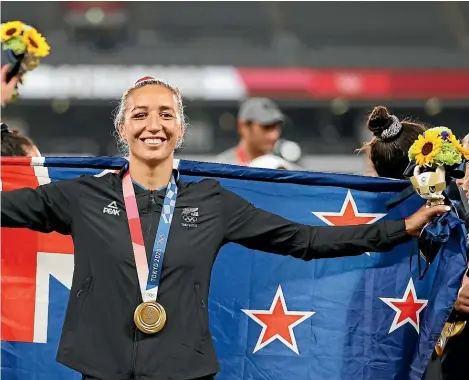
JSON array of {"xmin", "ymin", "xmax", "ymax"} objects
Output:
[
  {"xmin": 1, "ymin": 21, "xmax": 23, "ymax": 41},
  {"xmin": 408, "ymin": 129, "xmax": 443, "ymax": 167},
  {"xmin": 23, "ymin": 27, "xmax": 50, "ymax": 57},
  {"xmin": 449, "ymin": 133, "xmax": 469, "ymax": 160}
]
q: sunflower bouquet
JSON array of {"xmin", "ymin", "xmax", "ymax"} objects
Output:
[
  {"xmin": 1, "ymin": 20, "xmax": 50, "ymax": 102},
  {"xmin": 408, "ymin": 126, "xmax": 469, "ymax": 207}
]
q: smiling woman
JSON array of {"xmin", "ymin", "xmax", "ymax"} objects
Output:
[
  {"xmin": 113, "ymin": 77, "xmax": 189, "ymax": 190},
  {"xmin": 0, "ymin": 76, "xmax": 449, "ymax": 380}
]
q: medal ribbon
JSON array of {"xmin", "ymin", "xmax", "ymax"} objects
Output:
[{"xmin": 122, "ymin": 170, "xmax": 178, "ymax": 302}]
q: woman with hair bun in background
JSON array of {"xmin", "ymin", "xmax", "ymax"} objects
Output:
[
  {"xmin": 1, "ymin": 123, "xmax": 41, "ymax": 157},
  {"xmin": 360, "ymin": 105, "xmax": 427, "ymax": 180}
]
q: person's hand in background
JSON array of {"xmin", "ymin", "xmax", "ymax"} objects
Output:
[
  {"xmin": 1, "ymin": 64, "xmax": 20, "ymax": 107},
  {"xmin": 455, "ymin": 283, "xmax": 469, "ymax": 314}
]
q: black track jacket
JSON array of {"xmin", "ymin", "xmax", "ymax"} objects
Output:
[{"xmin": 1, "ymin": 169, "xmax": 411, "ymax": 380}]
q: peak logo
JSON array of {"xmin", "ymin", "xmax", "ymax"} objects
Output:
[{"xmin": 103, "ymin": 201, "xmax": 121, "ymax": 216}]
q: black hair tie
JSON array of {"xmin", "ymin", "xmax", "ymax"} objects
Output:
[{"xmin": 1, "ymin": 123, "xmax": 11, "ymax": 140}]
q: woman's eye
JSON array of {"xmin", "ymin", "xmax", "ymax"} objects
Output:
[
  {"xmin": 161, "ymin": 112, "xmax": 173, "ymax": 119},
  {"xmin": 133, "ymin": 113, "xmax": 146, "ymax": 119}
]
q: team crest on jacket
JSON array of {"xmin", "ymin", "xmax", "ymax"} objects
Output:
[{"xmin": 181, "ymin": 207, "xmax": 199, "ymax": 228}]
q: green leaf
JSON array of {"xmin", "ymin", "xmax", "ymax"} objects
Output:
[
  {"xmin": 2, "ymin": 35, "xmax": 26, "ymax": 55},
  {"xmin": 434, "ymin": 142, "xmax": 463, "ymax": 166}
]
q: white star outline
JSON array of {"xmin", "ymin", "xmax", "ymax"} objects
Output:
[
  {"xmin": 312, "ymin": 190, "xmax": 387, "ymax": 256},
  {"xmin": 241, "ymin": 285, "xmax": 315, "ymax": 355},
  {"xmin": 379, "ymin": 277, "xmax": 428, "ymax": 334}
]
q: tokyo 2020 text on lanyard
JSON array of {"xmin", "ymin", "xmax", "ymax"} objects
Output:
[{"xmin": 122, "ymin": 170, "xmax": 178, "ymax": 334}]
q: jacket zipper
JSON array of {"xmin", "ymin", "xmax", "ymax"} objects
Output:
[
  {"xmin": 130, "ymin": 190, "xmax": 156, "ymax": 376},
  {"xmin": 130, "ymin": 327, "xmax": 138, "ymax": 377},
  {"xmin": 149, "ymin": 190, "xmax": 155, "ymax": 208}
]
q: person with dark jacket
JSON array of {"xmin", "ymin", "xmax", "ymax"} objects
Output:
[
  {"xmin": 361, "ymin": 106, "xmax": 468, "ymax": 380},
  {"xmin": 1, "ymin": 79, "xmax": 448, "ymax": 380},
  {"xmin": 440, "ymin": 135, "xmax": 469, "ymax": 380}
]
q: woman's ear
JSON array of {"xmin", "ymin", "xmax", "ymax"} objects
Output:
[
  {"xmin": 175, "ymin": 122, "xmax": 185, "ymax": 148},
  {"xmin": 119, "ymin": 124, "xmax": 126, "ymax": 141},
  {"xmin": 179, "ymin": 121, "xmax": 185, "ymax": 139},
  {"xmin": 364, "ymin": 155, "xmax": 378, "ymax": 177}
]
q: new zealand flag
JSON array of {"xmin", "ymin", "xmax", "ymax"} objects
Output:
[{"xmin": 1, "ymin": 157, "xmax": 467, "ymax": 380}]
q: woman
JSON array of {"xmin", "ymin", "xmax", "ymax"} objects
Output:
[
  {"xmin": 440, "ymin": 133, "xmax": 469, "ymax": 380},
  {"xmin": 455, "ymin": 133, "xmax": 469, "ymax": 200},
  {"xmin": 360, "ymin": 105, "xmax": 426, "ymax": 179},
  {"xmin": 362, "ymin": 106, "xmax": 468, "ymax": 380},
  {"xmin": 1, "ymin": 79, "xmax": 447, "ymax": 380},
  {"xmin": 1, "ymin": 123, "xmax": 41, "ymax": 157}
]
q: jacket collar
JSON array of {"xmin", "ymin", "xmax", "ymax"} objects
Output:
[{"xmin": 117, "ymin": 162, "xmax": 182, "ymax": 188}]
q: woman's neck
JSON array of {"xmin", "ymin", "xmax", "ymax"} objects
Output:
[{"xmin": 128, "ymin": 156, "xmax": 174, "ymax": 191}]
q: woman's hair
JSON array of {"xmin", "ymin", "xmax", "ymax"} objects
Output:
[
  {"xmin": 113, "ymin": 77, "xmax": 189, "ymax": 155},
  {"xmin": 1, "ymin": 123, "xmax": 35, "ymax": 156},
  {"xmin": 360, "ymin": 106, "xmax": 427, "ymax": 179}
]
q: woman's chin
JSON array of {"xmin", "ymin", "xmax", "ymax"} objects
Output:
[{"xmin": 136, "ymin": 150, "xmax": 173, "ymax": 165}]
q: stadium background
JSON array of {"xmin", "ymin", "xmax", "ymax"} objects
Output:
[{"xmin": 1, "ymin": 1, "xmax": 468, "ymax": 173}]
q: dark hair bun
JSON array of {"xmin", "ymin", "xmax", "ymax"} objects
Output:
[{"xmin": 367, "ymin": 105, "xmax": 393, "ymax": 138}]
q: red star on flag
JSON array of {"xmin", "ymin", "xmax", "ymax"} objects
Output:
[
  {"xmin": 241, "ymin": 285, "xmax": 314, "ymax": 354},
  {"xmin": 379, "ymin": 278, "xmax": 428, "ymax": 334},
  {"xmin": 312, "ymin": 190, "xmax": 386, "ymax": 256}
]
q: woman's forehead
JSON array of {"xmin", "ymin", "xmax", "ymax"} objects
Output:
[{"xmin": 127, "ymin": 85, "xmax": 177, "ymax": 108}]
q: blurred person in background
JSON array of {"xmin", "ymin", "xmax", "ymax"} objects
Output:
[
  {"xmin": 440, "ymin": 132, "xmax": 469, "ymax": 380},
  {"xmin": 1, "ymin": 64, "xmax": 40, "ymax": 157},
  {"xmin": 1, "ymin": 64, "xmax": 20, "ymax": 107},
  {"xmin": 1, "ymin": 123, "xmax": 41, "ymax": 157},
  {"xmin": 361, "ymin": 106, "xmax": 468, "ymax": 380},
  {"xmin": 455, "ymin": 133, "xmax": 469, "ymax": 199},
  {"xmin": 216, "ymin": 97, "xmax": 284, "ymax": 166}
]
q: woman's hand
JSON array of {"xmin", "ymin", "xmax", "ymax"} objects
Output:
[
  {"xmin": 404, "ymin": 204, "xmax": 450, "ymax": 237},
  {"xmin": 1, "ymin": 65, "xmax": 20, "ymax": 107},
  {"xmin": 455, "ymin": 284, "xmax": 469, "ymax": 314}
]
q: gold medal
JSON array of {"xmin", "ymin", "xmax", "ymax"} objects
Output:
[
  {"xmin": 134, "ymin": 301, "xmax": 166, "ymax": 334},
  {"xmin": 435, "ymin": 336, "xmax": 445, "ymax": 357},
  {"xmin": 435, "ymin": 321, "xmax": 467, "ymax": 356},
  {"xmin": 442, "ymin": 320, "xmax": 466, "ymax": 338}
]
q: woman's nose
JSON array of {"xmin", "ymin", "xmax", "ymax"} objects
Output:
[{"xmin": 146, "ymin": 113, "xmax": 163, "ymax": 131}]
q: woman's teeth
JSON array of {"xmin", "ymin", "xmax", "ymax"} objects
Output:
[{"xmin": 144, "ymin": 138, "xmax": 163, "ymax": 146}]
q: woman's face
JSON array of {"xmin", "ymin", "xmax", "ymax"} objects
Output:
[{"xmin": 121, "ymin": 84, "xmax": 183, "ymax": 165}]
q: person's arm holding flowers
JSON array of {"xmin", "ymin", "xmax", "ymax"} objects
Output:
[
  {"xmin": 1, "ymin": 20, "xmax": 50, "ymax": 105},
  {"xmin": 408, "ymin": 126, "xmax": 469, "ymax": 207},
  {"xmin": 407, "ymin": 127, "xmax": 469, "ymax": 357}
]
